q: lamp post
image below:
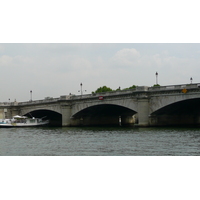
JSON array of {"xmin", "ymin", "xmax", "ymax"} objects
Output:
[
  {"xmin": 155, "ymin": 72, "xmax": 158, "ymax": 85},
  {"xmin": 78, "ymin": 83, "xmax": 86, "ymax": 96},
  {"xmin": 30, "ymin": 90, "xmax": 32, "ymax": 101},
  {"xmin": 80, "ymin": 83, "xmax": 83, "ymax": 96}
]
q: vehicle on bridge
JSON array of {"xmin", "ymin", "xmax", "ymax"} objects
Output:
[{"xmin": 0, "ymin": 115, "xmax": 49, "ymax": 127}]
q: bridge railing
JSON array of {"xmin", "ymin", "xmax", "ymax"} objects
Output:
[
  {"xmin": 0, "ymin": 87, "xmax": 150, "ymax": 105},
  {"xmin": 70, "ymin": 90, "xmax": 135, "ymax": 100},
  {"xmin": 148, "ymin": 83, "xmax": 200, "ymax": 91},
  {"xmin": 17, "ymin": 97, "xmax": 61, "ymax": 105},
  {"xmin": 2, "ymin": 84, "xmax": 200, "ymax": 106},
  {"xmin": 70, "ymin": 86, "xmax": 149, "ymax": 100},
  {"xmin": 15, "ymin": 95, "xmax": 74, "ymax": 105},
  {"xmin": 0, "ymin": 102, "xmax": 19, "ymax": 106},
  {"xmin": 0, "ymin": 95, "xmax": 73, "ymax": 106}
]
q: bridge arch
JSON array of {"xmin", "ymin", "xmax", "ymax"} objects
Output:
[
  {"xmin": 71, "ymin": 104, "xmax": 137, "ymax": 126},
  {"xmin": 22, "ymin": 109, "xmax": 62, "ymax": 126},
  {"xmin": 150, "ymin": 98, "xmax": 200, "ymax": 126}
]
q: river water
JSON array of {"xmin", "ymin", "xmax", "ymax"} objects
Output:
[{"xmin": 1, "ymin": 126, "xmax": 200, "ymax": 156}]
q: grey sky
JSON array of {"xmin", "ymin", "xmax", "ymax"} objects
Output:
[
  {"xmin": 1, "ymin": 1, "xmax": 200, "ymax": 102},
  {"xmin": 0, "ymin": 43, "xmax": 200, "ymax": 102}
]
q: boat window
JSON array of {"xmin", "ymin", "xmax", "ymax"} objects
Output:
[{"xmin": 30, "ymin": 119, "xmax": 36, "ymax": 123}]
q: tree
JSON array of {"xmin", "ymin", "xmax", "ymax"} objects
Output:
[
  {"xmin": 128, "ymin": 85, "xmax": 136, "ymax": 89},
  {"xmin": 92, "ymin": 86, "xmax": 113, "ymax": 93},
  {"xmin": 92, "ymin": 84, "xmax": 137, "ymax": 94},
  {"xmin": 122, "ymin": 85, "xmax": 136, "ymax": 90}
]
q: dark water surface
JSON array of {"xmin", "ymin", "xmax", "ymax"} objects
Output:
[{"xmin": 1, "ymin": 126, "xmax": 200, "ymax": 156}]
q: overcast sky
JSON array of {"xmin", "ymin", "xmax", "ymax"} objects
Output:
[
  {"xmin": 1, "ymin": 1, "xmax": 200, "ymax": 102},
  {"xmin": 0, "ymin": 43, "xmax": 200, "ymax": 102}
]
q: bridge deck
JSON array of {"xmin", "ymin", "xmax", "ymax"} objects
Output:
[{"xmin": 1, "ymin": 83, "xmax": 200, "ymax": 106}]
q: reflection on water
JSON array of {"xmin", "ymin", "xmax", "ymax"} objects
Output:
[{"xmin": 1, "ymin": 126, "xmax": 200, "ymax": 156}]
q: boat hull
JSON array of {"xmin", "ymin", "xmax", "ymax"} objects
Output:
[
  {"xmin": 0, "ymin": 120, "xmax": 49, "ymax": 127},
  {"xmin": 0, "ymin": 116, "xmax": 49, "ymax": 128},
  {"xmin": 0, "ymin": 122, "xmax": 49, "ymax": 127}
]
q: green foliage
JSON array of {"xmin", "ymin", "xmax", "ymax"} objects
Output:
[
  {"xmin": 122, "ymin": 85, "xmax": 136, "ymax": 90},
  {"xmin": 115, "ymin": 87, "xmax": 121, "ymax": 91},
  {"xmin": 153, "ymin": 84, "xmax": 160, "ymax": 87},
  {"xmin": 128, "ymin": 85, "xmax": 136, "ymax": 89},
  {"xmin": 93, "ymin": 86, "xmax": 113, "ymax": 93},
  {"xmin": 92, "ymin": 85, "xmax": 137, "ymax": 94}
]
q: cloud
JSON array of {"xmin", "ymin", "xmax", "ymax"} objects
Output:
[
  {"xmin": 1, "ymin": 44, "xmax": 200, "ymax": 102},
  {"xmin": 0, "ymin": 55, "xmax": 13, "ymax": 67},
  {"xmin": 107, "ymin": 47, "xmax": 200, "ymax": 87},
  {"xmin": 110, "ymin": 48, "xmax": 141, "ymax": 68},
  {"xmin": 0, "ymin": 44, "xmax": 5, "ymax": 53}
]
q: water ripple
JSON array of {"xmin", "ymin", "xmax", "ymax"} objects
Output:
[{"xmin": 1, "ymin": 127, "xmax": 200, "ymax": 156}]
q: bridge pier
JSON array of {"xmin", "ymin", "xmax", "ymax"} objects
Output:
[
  {"xmin": 137, "ymin": 98, "xmax": 149, "ymax": 127},
  {"xmin": 61, "ymin": 105, "xmax": 72, "ymax": 126},
  {"xmin": 0, "ymin": 107, "xmax": 19, "ymax": 119}
]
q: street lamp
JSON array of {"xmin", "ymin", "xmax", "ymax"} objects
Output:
[
  {"xmin": 80, "ymin": 83, "xmax": 83, "ymax": 95},
  {"xmin": 155, "ymin": 72, "xmax": 158, "ymax": 85},
  {"xmin": 30, "ymin": 90, "xmax": 32, "ymax": 101},
  {"xmin": 78, "ymin": 83, "xmax": 86, "ymax": 96}
]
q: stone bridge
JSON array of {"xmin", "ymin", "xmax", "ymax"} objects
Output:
[{"xmin": 1, "ymin": 83, "xmax": 200, "ymax": 126}]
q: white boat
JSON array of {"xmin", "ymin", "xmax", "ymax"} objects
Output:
[{"xmin": 0, "ymin": 115, "xmax": 49, "ymax": 127}]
